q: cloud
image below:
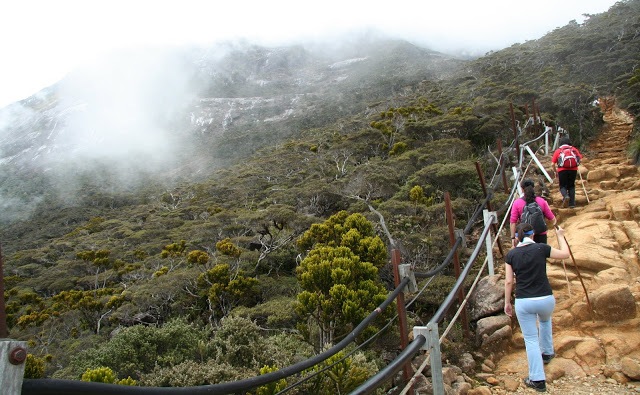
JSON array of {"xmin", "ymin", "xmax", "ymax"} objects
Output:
[{"xmin": 0, "ymin": 0, "xmax": 618, "ymax": 107}]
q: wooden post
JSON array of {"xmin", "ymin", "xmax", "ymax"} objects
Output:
[
  {"xmin": 497, "ymin": 139, "xmax": 509, "ymax": 193},
  {"xmin": 510, "ymin": 103, "xmax": 520, "ymax": 163},
  {"xmin": 392, "ymin": 249, "xmax": 412, "ymax": 389},
  {"xmin": 532, "ymin": 99, "xmax": 538, "ymax": 132},
  {"xmin": 444, "ymin": 193, "xmax": 469, "ymax": 336},
  {"xmin": 475, "ymin": 162, "xmax": 505, "ymax": 257}
]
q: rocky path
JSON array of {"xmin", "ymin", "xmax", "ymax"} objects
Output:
[{"xmin": 485, "ymin": 102, "xmax": 640, "ymax": 394}]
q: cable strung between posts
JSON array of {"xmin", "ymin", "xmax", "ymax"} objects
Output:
[
  {"xmin": 23, "ymin": 279, "xmax": 410, "ymax": 395},
  {"xmin": 275, "ymin": 313, "xmax": 399, "ymax": 394},
  {"xmin": 399, "ymin": 180, "xmax": 518, "ymax": 395},
  {"xmin": 413, "ymin": 191, "xmax": 493, "ymax": 279},
  {"xmin": 353, "ymin": 220, "xmax": 495, "ymax": 395},
  {"xmin": 288, "ymin": 274, "xmax": 439, "ymax": 394}
]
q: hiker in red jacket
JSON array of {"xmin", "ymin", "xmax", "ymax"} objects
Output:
[{"xmin": 551, "ymin": 136, "xmax": 583, "ymax": 209}]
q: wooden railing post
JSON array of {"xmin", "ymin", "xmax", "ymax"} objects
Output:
[
  {"xmin": 475, "ymin": 162, "xmax": 504, "ymax": 258},
  {"xmin": 497, "ymin": 139, "xmax": 510, "ymax": 193},
  {"xmin": 510, "ymin": 102, "xmax": 520, "ymax": 164},
  {"xmin": 392, "ymin": 249, "xmax": 412, "ymax": 390},
  {"xmin": 444, "ymin": 193, "xmax": 469, "ymax": 336}
]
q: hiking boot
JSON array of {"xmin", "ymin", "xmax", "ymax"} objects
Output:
[
  {"xmin": 524, "ymin": 378, "xmax": 546, "ymax": 392},
  {"xmin": 542, "ymin": 353, "xmax": 555, "ymax": 364},
  {"xmin": 561, "ymin": 196, "xmax": 569, "ymax": 208}
]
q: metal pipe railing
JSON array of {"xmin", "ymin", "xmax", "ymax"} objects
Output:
[{"xmin": 22, "ymin": 277, "xmax": 410, "ymax": 395}]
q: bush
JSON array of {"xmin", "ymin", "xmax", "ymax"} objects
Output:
[
  {"xmin": 24, "ymin": 354, "xmax": 46, "ymax": 379},
  {"xmin": 140, "ymin": 360, "xmax": 253, "ymax": 387},
  {"xmin": 57, "ymin": 317, "xmax": 211, "ymax": 380},
  {"xmin": 231, "ymin": 296, "xmax": 298, "ymax": 328},
  {"xmin": 209, "ymin": 316, "xmax": 265, "ymax": 369}
]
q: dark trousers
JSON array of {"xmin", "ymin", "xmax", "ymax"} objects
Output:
[{"xmin": 558, "ymin": 170, "xmax": 577, "ymax": 206}]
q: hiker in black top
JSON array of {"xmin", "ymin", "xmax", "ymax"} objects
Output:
[{"xmin": 504, "ymin": 223, "xmax": 570, "ymax": 392}]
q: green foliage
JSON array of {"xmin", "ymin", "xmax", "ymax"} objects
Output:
[
  {"xmin": 209, "ymin": 316, "xmax": 264, "ymax": 368},
  {"xmin": 216, "ymin": 238, "xmax": 242, "ymax": 258},
  {"xmin": 414, "ymin": 161, "xmax": 482, "ymax": 199},
  {"xmin": 296, "ymin": 216, "xmax": 390, "ymax": 346},
  {"xmin": 81, "ymin": 366, "xmax": 137, "ymax": 385},
  {"xmin": 255, "ymin": 365, "xmax": 288, "ymax": 395},
  {"xmin": 58, "ymin": 317, "xmax": 211, "ymax": 380},
  {"xmin": 409, "ymin": 185, "xmax": 424, "ymax": 204},
  {"xmin": 297, "ymin": 211, "xmax": 387, "ymax": 268},
  {"xmin": 300, "ymin": 349, "xmax": 380, "ymax": 395},
  {"xmin": 161, "ymin": 240, "xmax": 187, "ymax": 258},
  {"xmin": 117, "ymin": 376, "xmax": 138, "ymax": 386},
  {"xmin": 629, "ymin": 136, "xmax": 640, "ymax": 165},
  {"xmin": 231, "ymin": 296, "xmax": 297, "ymax": 328},
  {"xmin": 81, "ymin": 366, "xmax": 117, "ymax": 383},
  {"xmin": 140, "ymin": 360, "xmax": 253, "ymax": 387},
  {"xmin": 198, "ymin": 264, "xmax": 260, "ymax": 319},
  {"xmin": 24, "ymin": 354, "xmax": 46, "ymax": 379},
  {"xmin": 153, "ymin": 266, "xmax": 169, "ymax": 277},
  {"xmin": 187, "ymin": 249, "xmax": 210, "ymax": 265}
]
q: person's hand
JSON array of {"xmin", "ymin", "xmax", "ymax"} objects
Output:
[
  {"xmin": 511, "ymin": 238, "xmax": 518, "ymax": 247},
  {"xmin": 504, "ymin": 302, "xmax": 513, "ymax": 317},
  {"xmin": 555, "ymin": 225, "xmax": 564, "ymax": 238}
]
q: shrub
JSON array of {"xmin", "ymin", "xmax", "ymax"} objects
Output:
[
  {"xmin": 24, "ymin": 354, "xmax": 46, "ymax": 379},
  {"xmin": 139, "ymin": 360, "xmax": 252, "ymax": 387},
  {"xmin": 58, "ymin": 317, "xmax": 211, "ymax": 380}
]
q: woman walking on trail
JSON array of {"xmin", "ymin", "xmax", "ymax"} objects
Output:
[
  {"xmin": 552, "ymin": 136, "xmax": 584, "ymax": 208},
  {"xmin": 504, "ymin": 223, "xmax": 570, "ymax": 393},
  {"xmin": 510, "ymin": 179, "xmax": 557, "ymax": 245}
]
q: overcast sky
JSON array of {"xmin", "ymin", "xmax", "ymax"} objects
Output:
[{"xmin": 0, "ymin": 0, "xmax": 618, "ymax": 108}]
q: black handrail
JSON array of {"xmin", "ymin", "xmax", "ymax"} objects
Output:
[
  {"xmin": 349, "ymin": 334, "xmax": 426, "ymax": 395},
  {"xmin": 414, "ymin": 189, "xmax": 493, "ymax": 279},
  {"xmin": 22, "ymin": 278, "xmax": 411, "ymax": 395},
  {"xmin": 350, "ymin": 215, "xmax": 495, "ymax": 395},
  {"xmin": 430, "ymin": 218, "xmax": 493, "ymax": 325}
]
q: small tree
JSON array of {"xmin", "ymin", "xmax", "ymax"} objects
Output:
[
  {"xmin": 197, "ymin": 264, "xmax": 259, "ymax": 323},
  {"xmin": 296, "ymin": 211, "xmax": 390, "ymax": 348}
]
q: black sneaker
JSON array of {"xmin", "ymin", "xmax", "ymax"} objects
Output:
[
  {"xmin": 542, "ymin": 353, "xmax": 555, "ymax": 364},
  {"xmin": 524, "ymin": 378, "xmax": 546, "ymax": 392}
]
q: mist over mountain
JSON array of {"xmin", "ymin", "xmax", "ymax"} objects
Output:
[{"xmin": 0, "ymin": 37, "xmax": 465, "ymax": 225}]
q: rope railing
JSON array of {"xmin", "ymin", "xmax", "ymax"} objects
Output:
[
  {"xmin": 351, "ymin": 116, "xmax": 562, "ymax": 394},
  {"xmin": 352, "ymin": 218, "xmax": 496, "ymax": 395},
  {"xmin": 396, "ymin": 178, "xmax": 520, "ymax": 395},
  {"xmin": 8, "ymin": 108, "xmax": 569, "ymax": 395}
]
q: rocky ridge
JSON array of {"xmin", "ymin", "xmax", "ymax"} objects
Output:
[{"xmin": 467, "ymin": 101, "xmax": 640, "ymax": 394}]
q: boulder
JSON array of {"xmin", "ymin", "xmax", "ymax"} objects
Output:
[
  {"xmin": 475, "ymin": 315, "xmax": 511, "ymax": 348},
  {"xmin": 620, "ymin": 357, "xmax": 640, "ymax": 380},
  {"xmin": 468, "ymin": 275, "xmax": 504, "ymax": 321},
  {"xmin": 591, "ymin": 284, "xmax": 637, "ymax": 321},
  {"xmin": 592, "ymin": 267, "xmax": 632, "ymax": 287}
]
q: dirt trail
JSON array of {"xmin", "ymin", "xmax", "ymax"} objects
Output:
[{"xmin": 489, "ymin": 100, "xmax": 640, "ymax": 394}]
